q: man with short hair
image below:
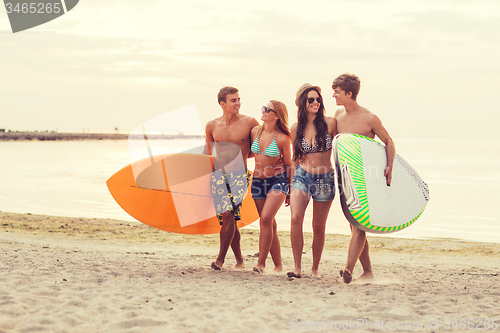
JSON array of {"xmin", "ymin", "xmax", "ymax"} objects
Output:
[
  {"xmin": 205, "ymin": 86, "xmax": 259, "ymax": 270},
  {"xmin": 332, "ymin": 73, "xmax": 396, "ymax": 283}
]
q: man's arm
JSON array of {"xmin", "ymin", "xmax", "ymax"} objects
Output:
[
  {"xmin": 248, "ymin": 125, "xmax": 260, "ymax": 159},
  {"xmin": 203, "ymin": 121, "xmax": 215, "ymax": 155},
  {"xmin": 333, "ymin": 108, "xmax": 344, "ymax": 121},
  {"xmin": 326, "ymin": 116, "xmax": 338, "ymax": 138},
  {"xmin": 247, "ymin": 118, "xmax": 259, "ymax": 158},
  {"xmin": 276, "ymin": 132, "xmax": 293, "ymax": 206},
  {"xmin": 285, "ymin": 122, "xmax": 298, "ymax": 206},
  {"xmin": 249, "ymin": 117, "xmax": 259, "ymax": 128},
  {"xmin": 370, "ymin": 115, "xmax": 395, "ymax": 186}
]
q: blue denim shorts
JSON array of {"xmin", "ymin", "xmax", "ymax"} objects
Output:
[
  {"xmin": 291, "ymin": 165, "xmax": 335, "ymax": 201},
  {"xmin": 251, "ymin": 172, "xmax": 289, "ymax": 200}
]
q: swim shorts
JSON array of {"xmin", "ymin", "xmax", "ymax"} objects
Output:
[
  {"xmin": 211, "ymin": 169, "xmax": 251, "ymax": 225},
  {"xmin": 250, "ymin": 172, "xmax": 289, "ymax": 200},
  {"xmin": 291, "ymin": 165, "xmax": 335, "ymax": 201}
]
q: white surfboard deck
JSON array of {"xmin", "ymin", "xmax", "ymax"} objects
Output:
[{"xmin": 333, "ymin": 133, "xmax": 429, "ymax": 233}]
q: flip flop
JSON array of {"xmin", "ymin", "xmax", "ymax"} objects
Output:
[
  {"xmin": 286, "ymin": 271, "xmax": 302, "ymax": 278},
  {"xmin": 211, "ymin": 262, "xmax": 221, "ymax": 271},
  {"xmin": 253, "ymin": 267, "xmax": 263, "ymax": 274},
  {"xmin": 339, "ymin": 268, "xmax": 352, "ymax": 284}
]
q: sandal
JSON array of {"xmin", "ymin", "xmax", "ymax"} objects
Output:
[{"xmin": 253, "ymin": 267, "xmax": 263, "ymax": 274}]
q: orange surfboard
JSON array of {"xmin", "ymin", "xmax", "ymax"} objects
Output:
[{"xmin": 106, "ymin": 153, "xmax": 259, "ymax": 234}]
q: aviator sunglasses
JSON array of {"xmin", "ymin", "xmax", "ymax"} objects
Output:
[
  {"xmin": 307, "ymin": 97, "xmax": 322, "ymax": 104},
  {"xmin": 262, "ymin": 106, "xmax": 276, "ymax": 114}
]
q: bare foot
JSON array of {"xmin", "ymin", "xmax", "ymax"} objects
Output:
[
  {"xmin": 312, "ymin": 268, "xmax": 319, "ymax": 277},
  {"xmin": 253, "ymin": 267, "xmax": 263, "ymax": 274},
  {"xmin": 211, "ymin": 262, "xmax": 221, "ymax": 270},
  {"xmin": 273, "ymin": 265, "xmax": 283, "ymax": 273},
  {"xmin": 234, "ymin": 261, "xmax": 245, "ymax": 269},
  {"xmin": 355, "ymin": 271, "xmax": 374, "ymax": 281},
  {"xmin": 287, "ymin": 270, "xmax": 302, "ymax": 278},
  {"xmin": 339, "ymin": 268, "xmax": 352, "ymax": 284}
]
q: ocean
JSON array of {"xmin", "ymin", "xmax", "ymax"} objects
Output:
[{"xmin": 1, "ymin": 137, "xmax": 499, "ymax": 243}]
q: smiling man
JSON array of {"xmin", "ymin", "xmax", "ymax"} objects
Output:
[
  {"xmin": 332, "ymin": 73, "xmax": 396, "ymax": 283},
  {"xmin": 205, "ymin": 86, "xmax": 259, "ymax": 270}
]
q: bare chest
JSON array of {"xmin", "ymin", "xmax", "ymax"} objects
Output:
[
  {"xmin": 212, "ymin": 123, "xmax": 250, "ymax": 147},
  {"xmin": 337, "ymin": 114, "xmax": 374, "ymax": 138}
]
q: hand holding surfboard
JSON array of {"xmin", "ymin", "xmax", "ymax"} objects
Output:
[{"xmin": 333, "ymin": 133, "xmax": 429, "ymax": 233}]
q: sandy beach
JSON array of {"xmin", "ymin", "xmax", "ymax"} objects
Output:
[{"xmin": 1, "ymin": 212, "xmax": 499, "ymax": 333}]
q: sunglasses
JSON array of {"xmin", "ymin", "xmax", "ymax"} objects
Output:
[
  {"xmin": 307, "ymin": 97, "xmax": 322, "ymax": 104},
  {"xmin": 262, "ymin": 106, "xmax": 276, "ymax": 114}
]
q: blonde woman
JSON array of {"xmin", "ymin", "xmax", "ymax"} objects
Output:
[
  {"xmin": 250, "ymin": 100, "xmax": 292, "ymax": 273},
  {"xmin": 288, "ymin": 84, "xmax": 337, "ymax": 278}
]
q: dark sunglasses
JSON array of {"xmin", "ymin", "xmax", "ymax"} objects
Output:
[
  {"xmin": 262, "ymin": 106, "xmax": 276, "ymax": 114},
  {"xmin": 307, "ymin": 97, "xmax": 322, "ymax": 104}
]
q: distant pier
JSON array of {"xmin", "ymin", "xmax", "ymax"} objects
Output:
[{"xmin": 0, "ymin": 131, "xmax": 204, "ymax": 141}]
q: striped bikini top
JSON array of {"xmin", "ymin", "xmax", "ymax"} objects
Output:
[
  {"xmin": 301, "ymin": 132, "xmax": 333, "ymax": 154},
  {"xmin": 251, "ymin": 130, "xmax": 280, "ymax": 158}
]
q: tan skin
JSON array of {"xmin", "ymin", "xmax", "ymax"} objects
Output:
[
  {"xmin": 205, "ymin": 92, "xmax": 259, "ymax": 270},
  {"xmin": 288, "ymin": 90, "xmax": 337, "ymax": 278},
  {"xmin": 251, "ymin": 101, "xmax": 293, "ymax": 273},
  {"xmin": 333, "ymin": 85, "xmax": 395, "ymax": 282}
]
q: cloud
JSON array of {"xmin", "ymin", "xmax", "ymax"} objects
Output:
[
  {"xmin": 1, "ymin": 0, "xmax": 500, "ymax": 137},
  {"xmin": 172, "ymin": 10, "xmax": 426, "ymax": 68},
  {"xmin": 0, "ymin": 34, "xmax": 177, "ymax": 78},
  {"xmin": 398, "ymin": 9, "xmax": 500, "ymax": 44}
]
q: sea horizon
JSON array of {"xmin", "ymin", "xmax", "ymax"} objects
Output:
[{"xmin": 1, "ymin": 137, "xmax": 499, "ymax": 244}]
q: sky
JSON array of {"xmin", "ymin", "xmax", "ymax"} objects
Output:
[{"xmin": 1, "ymin": 0, "xmax": 500, "ymax": 138}]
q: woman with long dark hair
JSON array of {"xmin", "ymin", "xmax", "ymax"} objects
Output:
[
  {"xmin": 287, "ymin": 84, "xmax": 337, "ymax": 278},
  {"xmin": 250, "ymin": 100, "xmax": 292, "ymax": 273}
]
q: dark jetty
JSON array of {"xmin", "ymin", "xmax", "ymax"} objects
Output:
[{"xmin": 0, "ymin": 131, "xmax": 204, "ymax": 141}]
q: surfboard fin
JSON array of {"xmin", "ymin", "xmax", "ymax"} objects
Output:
[{"xmin": 341, "ymin": 161, "xmax": 362, "ymax": 211}]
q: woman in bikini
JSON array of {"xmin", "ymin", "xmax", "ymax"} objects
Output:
[
  {"xmin": 287, "ymin": 84, "xmax": 337, "ymax": 278},
  {"xmin": 250, "ymin": 100, "xmax": 292, "ymax": 274}
]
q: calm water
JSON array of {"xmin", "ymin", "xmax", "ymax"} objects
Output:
[{"xmin": 1, "ymin": 138, "xmax": 499, "ymax": 243}]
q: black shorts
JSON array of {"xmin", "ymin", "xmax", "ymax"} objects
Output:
[{"xmin": 250, "ymin": 172, "xmax": 289, "ymax": 199}]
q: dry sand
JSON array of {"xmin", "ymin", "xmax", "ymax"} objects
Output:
[{"xmin": 1, "ymin": 212, "xmax": 499, "ymax": 332}]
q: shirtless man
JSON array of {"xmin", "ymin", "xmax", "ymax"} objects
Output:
[
  {"xmin": 205, "ymin": 86, "xmax": 259, "ymax": 270},
  {"xmin": 332, "ymin": 73, "xmax": 396, "ymax": 283}
]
